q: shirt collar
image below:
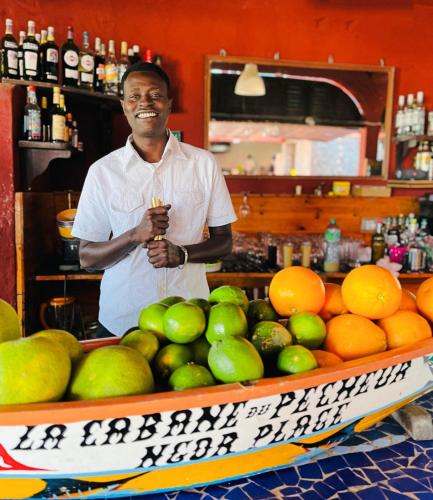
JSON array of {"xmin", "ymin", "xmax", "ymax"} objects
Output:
[{"xmin": 123, "ymin": 129, "xmax": 187, "ymax": 170}]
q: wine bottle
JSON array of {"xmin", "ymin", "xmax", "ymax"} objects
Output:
[
  {"xmin": 40, "ymin": 26, "xmax": 59, "ymax": 82},
  {"xmin": 129, "ymin": 44, "xmax": 141, "ymax": 65},
  {"xmin": 51, "ymin": 88, "xmax": 65, "ymax": 142},
  {"xmin": 61, "ymin": 26, "xmax": 79, "ymax": 87},
  {"xmin": 17, "ymin": 30, "xmax": 25, "ymax": 79},
  {"xmin": 371, "ymin": 221, "xmax": 386, "ymax": 264},
  {"xmin": 40, "ymin": 96, "xmax": 50, "ymax": 141},
  {"xmin": 23, "ymin": 20, "xmax": 39, "ymax": 80},
  {"xmin": 104, "ymin": 39, "xmax": 117, "ymax": 95},
  {"xmin": 78, "ymin": 31, "xmax": 94, "ymax": 90},
  {"xmin": 93, "ymin": 37, "xmax": 105, "ymax": 92},
  {"xmin": 0, "ymin": 18, "xmax": 18, "ymax": 78},
  {"xmin": 117, "ymin": 41, "xmax": 128, "ymax": 95}
]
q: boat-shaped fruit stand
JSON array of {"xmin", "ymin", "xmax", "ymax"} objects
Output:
[
  {"xmin": 0, "ymin": 336, "xmax": 433, "ymax": 499},
  {"xmin": 0, "ymin": 266, "xmax": 433, "ymax": 499}
]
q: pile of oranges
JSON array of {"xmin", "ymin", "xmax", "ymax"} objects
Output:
[{"xmin": 269, "ymin": 265, "xmax": 433, "ymax": 363}]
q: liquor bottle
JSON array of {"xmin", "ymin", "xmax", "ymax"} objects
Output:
[
  {"xmin": 40, "ymin": 26, "xmax": 59, "ymax": 82},
  {"xmin": 420, "ymin": 141, "xmax": 431, "ymax": 173},
  {"xmin": 40, "ymin": 95, "xmax": 50, "ymax": 141},
  {"xmin": 144, "ymin": 49, "xmax": 152, "ymax": 63},
  {"xmin": 23, "ymin": 20, "xmax": 39, "ymax": 80},
  {"xmin": 154, "ymin": 54, "xmax": 162, "ymax": 66},
  {"xmin": 59, "ymin": 95, "xmax": 69, "ymax": 142},
  {"xmin": 371, "ymin": 221, "xmax": 386, "ymax": 264},
  {"xmin": 17, "ymin": 30, "xmax": 25, "ymax": 79},
  {"xmin": 38, "ymin": 29, "xmax": 46, "ymax": 78},
  {"xmin": 65, "ymin": 112, "xmax": 73, "ymax": 142},
  {"xmin": 93, "ymin": 37, "xmax": 105, "ymax": 92},
  {"xmin": 386, "ymin": 217, "xmax": 400, "ymax": 247},
  {"xmin": 130, "ymin": 44, "xmax": 141, "ymax": 64},
  {"xmin": 62, "ymin": 26, "xmax": 79, "ymax": 87},
  {"xmin": 51, "ymin": 88, "xmax": 65, "ymax": 142},
  {"xmin": 405, "ymin": 94, "xmax": 415, "ymax": 135},
  {"xmin": 127, "ymin": 47, "xmax": 134, "ymax": 64},
  {"xmin": 0, "ymin": 18, "xmax": 18, "ymax": 78},
  {"xmin": 23, "ymin": 85, "xmax": 41, "ymax": 141},
  {"xmin": 117, "ymin": 41, "xmax": 128, "ymax": 95},
  {"xmin": 78, "ymin": 31, "xmax": 94, "ymax": 90},
  {"xmin": 323, "ymin": 218, "xmax": 341, "ymax": 272},
  {"xmin": 104, "ymin": 39, "xmax": 118, "ymax": 95},
  {"xmin": 414, "ymin": 91, "xmax": 426, "ymax": 136},
  {"xmin": 394, "ymin": 95, "xmax": 405, "ymax": 138},
  {"xmin": 71, "ymin": 120, "xmax": 79, "ymax": 148}
]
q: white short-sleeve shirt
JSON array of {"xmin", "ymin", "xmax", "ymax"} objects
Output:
[{"xmin": 72, "ymin": 132, "xmax": 237, "ymax": 335}]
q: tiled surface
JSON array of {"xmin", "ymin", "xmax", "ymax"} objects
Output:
[{"xmin": 116, "ymin": 394, "xmax": 433, "ymax": 499}]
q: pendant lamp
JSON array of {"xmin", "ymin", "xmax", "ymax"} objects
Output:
[{"xmin": 234, "ymin": 63, "xmax": 266, "ymax": 96}]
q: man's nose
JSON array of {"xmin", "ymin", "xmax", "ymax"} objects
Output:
[{"xmin": 138, "ymin": 94, "xmax": 152, "ymax": 106}]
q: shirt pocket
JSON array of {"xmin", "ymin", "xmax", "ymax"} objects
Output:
[
  {"xmin": 109, "ymin": 192, "xmax": 147, "ymax": 236},
  {"xmin": 171, "ymin": 190, "xmax": 206, "ymax": 234}
]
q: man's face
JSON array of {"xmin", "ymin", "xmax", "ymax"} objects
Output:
[{"xmin": 121, "ymin": 71, "xmax": 172, "ymax": 139}]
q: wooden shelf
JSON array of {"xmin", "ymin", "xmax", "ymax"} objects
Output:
[
  {"xmin": 392, "ymin": 134, "xmax": 433, "ymax": 144},
  {"xmin": 18, "ymin": 140, "xmax": 75, "ymax": 151},
  {"xmin": 388, "ymin": 180, "xmax": 433, "ymax": 189},
  {"xmin": 2, "ymin": 77, "xmax": 120, "ymax": 104}
]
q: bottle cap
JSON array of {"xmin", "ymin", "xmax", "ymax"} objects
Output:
[
  {"xmin": 133, "ymin": 44, "xmax": 140, "ymax": 52},
  {"xmin": 417, "ymin": 90, "xmax": 424, "ymax": 101},
  {"xmin": 28, "ymin": 20, "xmax": 35, "ymax": 28},
  {"xmin": 6, "ymin": 18, "xmax": 12, "ymax": 25},
  {"xmin": 28, "ymin": 85, "xmax": 36, "ymax": 91}
]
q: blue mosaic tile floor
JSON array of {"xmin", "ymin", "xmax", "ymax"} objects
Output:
[{"xmin": 121, "ymin": 393, "xmax": 433, "ymax": 499}]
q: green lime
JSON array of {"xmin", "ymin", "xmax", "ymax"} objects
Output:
[
  {"xmin": 154, "ymin": 343, "xmax": 194, "ymax": 379},
  {"xmin": 277, "ymin": 345, "xmax": 318, "ymax": 374},
  {"xmin": 251, "ymin": 321, "xmax": 293, "ymax": 358},
  {"xmin": 208, "ymin": 337, "xmax": 264, "ymax": 383},
  {"xmin": 187, "ymin": 298, "xmax": 211, "ymax": 317},
  {"xmin": 0, "ymin": 299, "xmax": 21, "ymax": 343},
  {"xmin": 168, "ymin": 363, "xmax": 215, "ymax": 391},
  {"xmin": 288, "ymin": 312, "xmax": 326, "ymax": 349},
  {"xmin": 32, "ymin": 329, "xmax": 84, "ymax": 364},
  {"xmin": 138, "ymin": 303, "xmax": 169, "ymax": 341},
  {"xmin": 208, "ymin": 285, "xmax": 249, "ymax": 312},
  {"xmin": 163, "ymin": 302, "xmax": 206, "ymax": 344},
  {"xmin": 120, "ymin": 329, "xmax": 159, "ymax": 362},
  {"xmin": 68, "ymin": 345, "xmax": 154, "ymax": 400},
  {"xmin": 247, "ymin": 299, "xmax": 278, "ymax": 328},
  {"xmin": 205, "ymin": 302, "xmax": 248, "ymax": 344},
  {"xmin": 160, "ymin": 296, "xmax": 185, "ymax": 306},
  {"xmin": 189, "ymin": 335, "xmax": 211, "ymax": 366}
]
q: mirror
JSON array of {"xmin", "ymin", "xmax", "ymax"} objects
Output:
[{"xmin": 204, "ymin": 55, "xmax": 394, "ymax": 178}]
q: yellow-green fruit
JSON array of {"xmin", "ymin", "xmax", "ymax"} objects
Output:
[
  {"xmin": 251, "ymin": 321, "xmax": 293, "ymax": 358},
  {"xmin": 120, "ymin": 329, "xmax": 159, "ymax": 362},
  {"xmin": 138, "ymin": 303, "xmax": 169, "ymax": 341},
  {"xmin": 0, "ymin": 299, "xmax": 21, "ymax": 343},
  {"xmin": 0, "ymin": 336, "xmax": 71, "ymax": 405},
  {"xmin": 163, "ymin": 302, "xmax": 206, "ymax": 344},
  {"xmin": 190, "ymin": 335, "xmax": 211, "ymax": 366},
  {"xmin": 168, "ymin": 363, "xmax": 215, "ymax": 391},
  {"xmin": 187, "ymin": 298, "xmax": 211, "ymax": 317},
  {"xmin": 247, "ymin": 299, "xmax": 278, "ymax": 328},
  {"xmin": 154, "ymin": 343, "xmax": 194, "ymax": 379},
  {"xmin": 277, "ymin": 345, "xmax": 318, "ymax": 374},
  {"xmin": 205, "ymin": 302, "xmax": 247, "ymax": 344},
  {"xmin": 208, "ymin": 337, "xmax": 264, "ymax": 383},
  {"xmin": 160, "ymin": 296, "xmax": 185, "ymax": 306},
  {"xmin": 208, "ymin": 285, "xmax": 249, "ymax": 312},
  {"xmin": 68, "ymin": 345, "xmax": 154, "ymax": 401},
  {"xmin": 288, "ymin": 312, "xmax": 326, "ymax": 349},
  {"xmin": 32, "ymin": 329, "xmax": 83, "ymax": 364}
]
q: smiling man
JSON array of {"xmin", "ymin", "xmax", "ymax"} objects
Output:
[{"xmin": 72, "ymin": 62, "xmax": 237, "ymax": 337}]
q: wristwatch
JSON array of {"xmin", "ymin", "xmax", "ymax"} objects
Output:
[{"xmin": 177, "ymin": 245, "xmax": 188, "ymax": 269}]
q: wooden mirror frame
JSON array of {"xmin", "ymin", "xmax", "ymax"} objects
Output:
[{"xmin": 204, "ymin": 54, "xmax": 395, "ymax": 181}]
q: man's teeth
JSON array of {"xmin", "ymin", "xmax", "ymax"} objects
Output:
[{"xmin": 136, "ymin": 111, "xmax": 157, "ymax": 118}]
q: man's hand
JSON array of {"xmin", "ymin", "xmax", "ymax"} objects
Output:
[
  {"xmin": 132, "ymin": 204, "xmax": 170, "ymax": 245},
  {"xmin": 147, "ymin": 239, "xmax": 184, "ymax": 268}
]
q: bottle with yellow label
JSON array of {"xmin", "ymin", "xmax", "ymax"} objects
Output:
[{"xmin": 51, "ymin": 88, "xmax": 65, "ymax": 142}]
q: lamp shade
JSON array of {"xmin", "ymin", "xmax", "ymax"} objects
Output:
[{"xmin": 234, "ymin": 63, "xmax": 266, "ymax": 96}]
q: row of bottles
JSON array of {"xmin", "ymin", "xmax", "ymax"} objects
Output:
[
  {"xmin": 394, "ymin": 91, "xmax": 429, "ymax": 138},
  {"xmin": 413, "ymin": 141, "xmax": 433, "ymax": 179},
  {"xmin": 23, "ymin": 85, "xmax": 79, "ymax": 146},
  {"xmin": 371, "ymin": 214, "xmax": 432, "ymax": 271},
  {"xmin": 0, "ymin": 19, "xmax": 160, "ymax": 96}
]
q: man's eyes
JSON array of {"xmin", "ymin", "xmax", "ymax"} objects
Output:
[{"xmin": 128, "ymin": 93, "xmax": 163, "ymax": 101}]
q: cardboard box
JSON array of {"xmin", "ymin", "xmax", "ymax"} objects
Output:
[
  {"xmin": 332, "ymin": 181, "xmax": 351, "ymax": 196},
  {"xmin": 352, "ymin": 185, "xmax": 391, "ymax": 197}
]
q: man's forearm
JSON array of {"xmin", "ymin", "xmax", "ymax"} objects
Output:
[
  {"xmin": 79, "ymin": 228, "xmax": 139, "ymax": 271},
  {"xmin": 184, "ymin": 233, "xmax": 232, "ymax": 264}
]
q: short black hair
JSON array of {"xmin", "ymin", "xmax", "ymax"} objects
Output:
[{"xmin": 120, "ymin": 62, "xmax": 171, "ymax": 95}]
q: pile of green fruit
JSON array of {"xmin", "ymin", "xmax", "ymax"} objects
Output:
[{"xmin": 0, "ymin": 286, "xmax": 332, "ymax": 406}]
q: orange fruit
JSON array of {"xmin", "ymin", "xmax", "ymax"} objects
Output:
[
  {"xmin": 324, "ymin": 313, "xmax": 387, "ymax": 361},
  {"xmin": 312, "ymin": 349, "xmax": 343, "ymax": 368},
  {"xmin": 378, "ymin": 311, "xmax": 432, "ymax": 349},
  {"xmin": 319, "ymin": 283, "xmax": 348, "ymax": 321},
  {"xmin": 269, "ymin": 266, "xmax": 325, "ymax": 317},
  {"xmin": 341, "ymin": 265, "xmax": 402, "ymax": 320},
  {"xmin": 398, "ymin": 289, "xmax": 417, "ymax": 312},
  {"xmin": 416, "ymin": 277, "xmax": 433, "ymax": 322}
]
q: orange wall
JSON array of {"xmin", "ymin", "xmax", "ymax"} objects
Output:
[{"xmin": 2, "ymin": 0, "xmax": 433, "ymax": 148}]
